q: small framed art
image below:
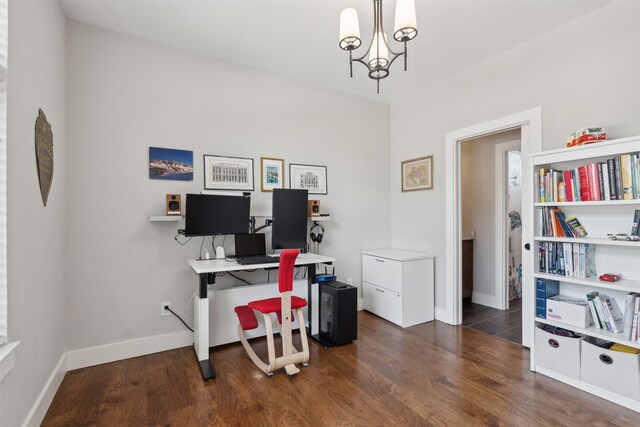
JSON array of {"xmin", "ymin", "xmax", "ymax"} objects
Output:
[
  {"xmin": 401, "ymin": 155, "xmax": 433, "ymax": 192},
  {"xmin": 289, "ymin": 163, "xmax": 327, "ymax": 195},
  {"xmin": 260, "ymin": 157, "xmax": 285, "ymax": 192},
  {"xmin": 203, "ymin": 154, "xmax": 254, "ymax": 191},
  {"xmin": 149, "ymin": 147, "xmax": 194, "ymax": 181}
]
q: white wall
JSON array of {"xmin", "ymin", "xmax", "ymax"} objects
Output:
[
  {"xmin": 390, "ymin": 2, "xmax": 640, "ymax": 311},
  {"xmin": 65, "ymin": 21, "xmax": 390, "ymax": 350},
  {"xmin": 0, "ymin": 1, "xmax": 67, "ymax": 426},
  {"xmin": 461, "ymin": 130, "xmax": 520, "ymax": 305}
]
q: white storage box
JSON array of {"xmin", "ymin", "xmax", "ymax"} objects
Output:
[
  {"xmin": 546, "ymin": 295, "xmax": 592, "ymax": 328},
  {"xmin": 580, "ymin": 338, "xmax": 640, "ymax": 400},
  {"xmin": 534, "ymin": 323, "xmax": 583, "ymax": 379}
]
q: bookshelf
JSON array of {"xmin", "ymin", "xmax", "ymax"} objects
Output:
[{"xmin": 530, "ymin": 135, "xmax": 640, "ymax": 412}]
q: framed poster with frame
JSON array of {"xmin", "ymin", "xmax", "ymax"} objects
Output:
[
  {"xmin": 260, "ymin": 157, "xmax": 285, "ymax": 192},
  {"xmin": 401, "ymin": 155, "xmax": 433, "ymax": 192},
  {"xmin": 203, "ymin": 154, "xmax": 254, "ymax": 191},
  {"xmin": 289, "ymin": 163, "xmax": 327, "ymax": 195}
]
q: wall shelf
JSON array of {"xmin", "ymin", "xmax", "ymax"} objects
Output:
[
  {"xmin": 308, "ymin": 216, "xmax": 330, "ymax": 222},
  {"xmin": 149, "ymin": 215, "xmax": 182, "ymax": 222},
  {"xmin": 534, "ymin": 236, "xmax": 640, "ymax": 247},
  {"xmin": 534, "ymin": 200, "xmax": 640, "ymax": 207},
  {"xmin": 533, "ymin": 273, "xmax": 640, "ymax": 294}
]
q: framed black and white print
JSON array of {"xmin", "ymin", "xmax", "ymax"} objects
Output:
[
  {"xmin": 289, "ymin": 163, "xmax": 327, "ymax": 195},
  {"xmin": 203, "ymin": 155, "xmax": 254, "ymax": 191}
]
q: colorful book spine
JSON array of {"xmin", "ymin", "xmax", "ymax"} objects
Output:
[
  {"xmin": 607, "ymin": 158, "xmax": 617, "ymax": 200},
  {"xmin": 602, "ymin": 162, "xmax": 611, "ymax": 201},
  {"xmin": 578, "ymin": 165, "xmax": 590, "ymax": 201}
]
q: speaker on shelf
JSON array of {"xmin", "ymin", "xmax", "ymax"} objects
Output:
[
  {"xmin": 308, "ymin": 200, "xmax": 320, "ymax": 217},
  {"xmin": 166, "ymin": 194, "xmax": 181, "ymax": 216}
]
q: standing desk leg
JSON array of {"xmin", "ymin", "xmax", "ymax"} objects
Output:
[
  {"xmin": 194, "ymin": 273, "xmax": 215, "ymax": 380},
  {"xmin": 307, "ymin": 263, "xmax": 318, "ymax": 336}
]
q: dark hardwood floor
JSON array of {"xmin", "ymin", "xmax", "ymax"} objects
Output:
[
  {"xmin": 463, "ymin": 298, "xmax": 523, "ymax": 344},
  {"xmin": 43, "ymin": 311, "xmax": 640, "ymax": 426}
]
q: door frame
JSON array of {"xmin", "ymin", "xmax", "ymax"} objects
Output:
[
  {"xmin": 444, "ymin": 107, "xmax": 542, "ymax": 348},
  {"xmin": 495, "ymin": 141, "xmax": 522, "ymax": 311}
]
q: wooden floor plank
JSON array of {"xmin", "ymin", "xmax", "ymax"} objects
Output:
[{"xmin": 42, "ymin": 312, "xmax": 640, "ymax": 426}]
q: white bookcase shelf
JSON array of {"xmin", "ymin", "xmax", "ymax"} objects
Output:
[
  {"xmin": 534, "ymin": 236, "xmax": 640, "ymax": 247},
  {"xmin": 530, "ymin": 135, "xmax": 640, "ymax": 412}
]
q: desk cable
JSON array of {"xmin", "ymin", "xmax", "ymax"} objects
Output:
[{"xmin": 164, "ymin": 304, "xmax": 194, "ymax": 332}]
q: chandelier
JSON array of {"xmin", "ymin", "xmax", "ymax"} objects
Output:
[{"xmin": 339, "ymin": 0, "xmax": 417, "ymax": 93}]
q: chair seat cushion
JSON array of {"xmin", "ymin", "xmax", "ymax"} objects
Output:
[
  {"xmin": 234, "ymin": 305, "xmax": 259, "ymax": 331},
  {"xmin": 248, "ymin": 296, "xmax": 307, "ymax": 314}
]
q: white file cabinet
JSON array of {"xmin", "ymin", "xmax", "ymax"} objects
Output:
[{"xmin": 362, "ymin": 249, "xmax": 434, "ymax": 327}]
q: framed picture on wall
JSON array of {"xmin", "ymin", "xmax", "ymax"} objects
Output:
[
  {"xmin": 289, "ymin": 163, "xmax": 327, "ymax": 195},
  {"xmin": 203, "ymin": 154, "xmax": 254, "ymax": 191},
  {"xmin": 148, "ymin": 147, "xmax": 194, "ymax": 181},
  {"xmin": 401, "ymin": 155, "xmax": 433, "ymax": 192},
  {"xmin": 260, "ymin": 157, "xmax": 285, "ymax": 192}
]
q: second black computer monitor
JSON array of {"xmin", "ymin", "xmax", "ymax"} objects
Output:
[{"xmin": 271, "ymin": 189, "xmax": 308, "ymax": 251}]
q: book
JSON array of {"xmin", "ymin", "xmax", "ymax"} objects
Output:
[
  {"xmin": 563, "ymin": 243, "xmax": 573, "ymax": 277},
  {"xmin": 633, "ymin": 297, "xmax": 640, "ymax": 342},
  {"xmin": 563, "ymin": 170, "xmax": 573, "ymax": 202},
  {"xmin": 595, "ymin": 295, "xmax": 612, "ymax": 331},
  {"xmin": 621, "ymin": 153, "xmax": 633, "ymax": 200},
  {"xmin": 597, "ymin": 162, "xmax": 605, "ymax": 201},
  {"xmin": 578, "ymin": 165, "xmax": 590, "ymax": 201},
  {"xmin": 607, "ymin": 158, "xmax": 617, "ymax": 200},
  {"xmin": 631, "ymin": 209, "xmax": 640, "ymax": 237},
  {"xmin": 603, "ymin": 296, "xmax": 625, "ymax": 333},
  {"xmin": 624, "ymin": 293, "xmax": 639, "ymax": 340},
  {"xmin": 615, "ymin": 156, "xmax": 624, "ymax": 200},
  {"xmin": 601, "ymin": 162, "xmax": 611, "ymax": 201},
  {"xmin": 587, "ymin": 292, "xmax": 603, "ymax": 329},
  {"xmin": 566, "ymin": 216, "xmax": 587, "ymax": 237},
  {"xmin": 587, "ymin": 163, "xmax": 601, "ymax": 201}
]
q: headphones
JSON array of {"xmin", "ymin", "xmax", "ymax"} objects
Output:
[{"xmin": 310, "ymin": 223, "xmax": 324, "ymax": 244}]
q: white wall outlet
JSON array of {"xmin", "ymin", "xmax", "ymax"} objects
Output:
[
  {"xmin": 346, "ymin": 277, "xmax": 353, "ymax": 285},
  {"xmin": 161, "ymin": 301, "xmax": 171, "ymax": 317}
]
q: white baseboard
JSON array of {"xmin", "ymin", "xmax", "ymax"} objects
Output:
[
  {"xmin": 472, "ymin": 291, "xmax": 501, "ymax": 309},
  {"xmin": 357, "ymin": 298, "xmax": 363, "ymax": 311},
  {"xmin": 22, "ymin": 352, "xmax": 68, "ymax": 427},
  {"xmin": 66, "ymin": 330, "xmax": 193, "ymax": 371}
]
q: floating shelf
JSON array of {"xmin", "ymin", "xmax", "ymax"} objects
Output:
[
  {"xmin": 149, "ymin": 215, "xmax": 182, "ymax": 222},
  {"xmin": 533, "ymin": 273, "xmax": 640, "ymax": 294},
  {"xmin": 308, "ymin": 216, "xmax": 330, "ymax": 221},
  {"xmin": 536, "ymin": 318, "xmax": 640, "ymax": 350}
]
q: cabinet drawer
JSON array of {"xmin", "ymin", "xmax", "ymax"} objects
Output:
[
  {"xmin": 363, "ymin": 282, "xmax": 402, "ymax": 326},
  {"xmin": 362, "ymin": 255, "xmax": 402, "ymax": 293}
]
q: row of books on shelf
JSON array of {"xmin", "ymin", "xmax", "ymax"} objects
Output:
[
  {"xmin": 587, "ymin": 292, "xmax": 640, "ymax": 342},
  {"xmin": 536, "ymin": 152, "xmax": 640, "ymax": 202},
  {"xmin": 538, "ymin": 242, "xmax": 596, "ymax": 277},
  {"xmin": 538, "ymin": 206, "xmax": 587, "ymax": 237},
  {"xmin": 536, "ymin": 279, "xmax": 640, "ymax": 342}
]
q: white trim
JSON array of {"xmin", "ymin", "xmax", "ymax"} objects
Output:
[
  {"xmin": 0, "ymin": 340, "xmax": 18, "ymax": 382},
  {"xmin": 494, "ymin": 140, "xmax": 521, "ymax": 311},
  {"xmin": 471, "ymin": 291, "xmax": 501, "ymax": 309},
  {"xmin": 66, "ymin": 330, "xmax": 193, "ymax": 370},
  {"xmin": 22, "ymin": 352, "xmax": 67, "ymax": 427},
  {"xmin": 445, "ymin": 108, "xmax": 542, "ymax": 350},
  {"xmin": 357, "ymin": 298, "xmax": 363, "ymax": 311}
]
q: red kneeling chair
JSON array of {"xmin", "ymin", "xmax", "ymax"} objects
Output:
[{"xmin": 234, "ymin": 249, "xmax": 310, "ymax": 375}]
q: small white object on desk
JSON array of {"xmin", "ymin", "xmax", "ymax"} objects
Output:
[{"xmin": 215, "ymin": 246, "xmax": 225, "ymax": 259}]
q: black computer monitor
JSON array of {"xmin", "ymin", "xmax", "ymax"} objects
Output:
[
  {"xmin": 272, "ymin": 189, "xmax": 308, "ymax": 250},
  {"xmin": 184, "ymin": 194, "xmax": 250, "ymax": 237}
]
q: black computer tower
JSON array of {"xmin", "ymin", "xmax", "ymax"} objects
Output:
[{"xmin": 319, "ymin": 281, "xmax": 357, "ymax": 346}]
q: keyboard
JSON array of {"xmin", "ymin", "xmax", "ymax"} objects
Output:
[{"xmin": 236, "ymin": 255, "xmax": 280, "ymax": 265}]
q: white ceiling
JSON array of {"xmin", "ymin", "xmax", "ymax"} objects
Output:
[{"xmin": 61, "ymin": 0, "xmax": 610, "ymax": 103}]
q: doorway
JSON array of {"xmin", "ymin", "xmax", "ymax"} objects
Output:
[
  {"xmin": 444, "ymin": 107, "xmax": 542, "ymax": 349},
  {"xmin": 459, "ymin": 132, "xmax": 523, "ymax": 344}
]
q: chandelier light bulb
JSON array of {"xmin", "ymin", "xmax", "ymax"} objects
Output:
[
  {"xmin": 368, "ymin": 32, "xmax": 389, "ymax": 68},
  {"xmin": 394, "ymin": 0, "xmax": 417, "ymax": 41},
  {"xmin": 339, "ymin": 8, "xmax": 362, "ymax": 50}
]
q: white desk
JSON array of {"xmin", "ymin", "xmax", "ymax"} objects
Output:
[{"xmin": 188, "ymin": 252, "xmax": 335, "ymax": 380}]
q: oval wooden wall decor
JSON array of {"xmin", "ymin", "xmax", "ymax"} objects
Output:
[{"xmin": 35, "ymin": 109, "xmax": 54, "ymax": 206}]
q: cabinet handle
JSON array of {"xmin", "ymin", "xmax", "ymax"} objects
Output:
[
  {"xmin": 548, "ymin": 339, "xmax": 559, "ymax": 348},
  {"xmin": 524, "ymin": 243, "xmax": 531, "ymax": 251},
  {"xmin": 375, "ymin": 288, "xmax": 385, "ymax": 293},
  {"xmin": 374, "ymin": 258, "xmax": 385, "ymax": 262},
  {"xmin": 599, "ymin": 354, "xmax": 613, "ymax": 365}
]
